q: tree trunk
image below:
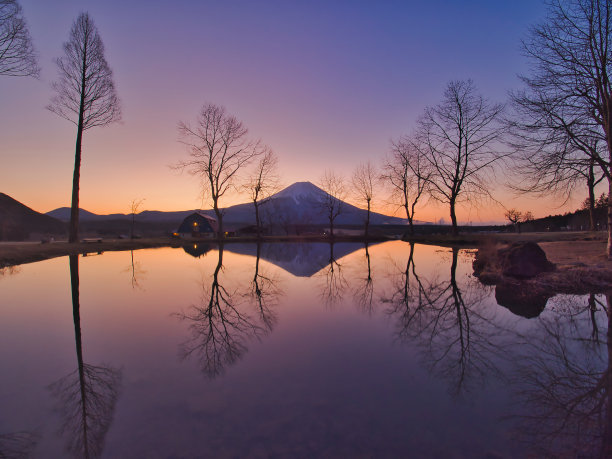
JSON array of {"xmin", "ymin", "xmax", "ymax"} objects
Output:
[
  {"xmin": 607, "ymin": 178, "xmax": 612, "ymax": 259},
  {"xmin": 405, "ymin": 203, "xmax": 414, "ymax": 236},
  {"xmin": 69, "ymin": 43, "xmax": 87, "ymax": 244},
  {"xmin": 450, "ymin": 198, "xmax": 458, "ymax": 236},
  {"xmin": 588, "ymin": 160, "xmax": 596, "ymax": 231},
  {"xmin": 254, "ymin": 200, "xmax": 261, "ymax": 239},
  {"xmin": 214, "ymin": 202, "xmax": 224, "ymax": 239},
  {"xmin": 69, "ymin": 127, "xmax": 83, "ymax": 243},
  {"xmin": 603, "ymin": 294, "xmax": 612, "ymax": 458},
  {"xmin": 365, "ymin": 199, "xmax": 370, "ymax": 239}
]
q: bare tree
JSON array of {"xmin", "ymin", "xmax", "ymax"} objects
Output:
[
  {"xmin": 243, "ymin": 148, "xmax": 280, "ymax": 238},
  {"xmin": 509, "ymin": 0, "xmax": 612, "ymax": 257},
  {"xmin": 383, "ymin": 136, "xmax": 430, "ymax": 236},
  {"xmin": 351, "ymin": 161, "xmax": 377, "ymax": 238},
  {"xmin": 318, "ymin": 170, "xmax": 346, "ymax": 238},
  {"xmin": 175, "ymin": 247, "xmax": 267, "ymax": 378},
  {"xmin": 417, "ymin": 80, "xmax": 505, "ymax": 235},
  {"xmin": 47, "ymin": 13, "xmax": 121, "ymax": 243},
  {"xmin": 49, "ymin": 255, "xmax": 122, "ymax": 458},
  {"xmin": 505, "ymin": 208, "xmax": 523, "ymax": 233},
  {"xmin": 178, "ymin": 103, "xmax": 263, "ymax": 238},
  {"xmin": 129, "ymin": 198, "xmax": 144, "ymax": 239},
  {"xmin": 0, "ymin": 0, "xmax": 39, "ymax": 77}
]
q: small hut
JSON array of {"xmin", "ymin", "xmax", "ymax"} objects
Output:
[{"xmin": 176, "ymin": 212, "xmax": 218, "ymax": 238}]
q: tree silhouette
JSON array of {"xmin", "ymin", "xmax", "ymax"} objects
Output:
[
  {"xmin": 247, "ymin": 242, "xmax": 281, "ymax": 332},
  {"xmin": 416, "ymin": 80, "xmax": 505, "ymax": 235},
  {"xmin": 47, "ymin": 13, "xmax": 121, "ymax": 243},
  {"xmin": 318, "ymin": 170, "xmax": 346, "ymax": 239},
  {"xmin": 353, "ymin": 243, "xmax": 375, "ymax": 314},
  {"xmin": 177, "ymin": 103, "xmax": 264, "ymax": 238},
  {"xmin": 510, "ymin": 293, "xmax": 612, "ymax": 457},
  {"xmin": 243, "ymin": 149, "xmax": 280, "ymax": 238},
  {"xmin": 509, "ymin": 0, "xmax": 612, "ymax": 257},
  {"xmin": 351, "ymin": 162, "xmax": 377, "ymax": 239},
  {"xmin": 319, "ymin": 242, "xmax": 347, "ymax": 308},
  {"xmin": 384, "ymin": 246, "xmax": 504, "ymax": 395},
  {"xmin": 0, "ymin": 0, "xmax": 39, "ymax": 77},
  {"xmin": 382, "ymin": 137, "xmax": 430, "ymax": 236},
  {"xmin": 0, "ymin": 431, "xmax": 39, "ymax": 458},
  {"xmin": 176, "ymin": 246, "xmax": 267, "ymax": 378},
  {"xmin": 48, "ymin": 255, "xmax": 122, "ymax": 458}
]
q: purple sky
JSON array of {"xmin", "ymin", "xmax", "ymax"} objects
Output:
[{"xmin": 2, "ymin": 0, "xmax": 583, "ymax": 223}]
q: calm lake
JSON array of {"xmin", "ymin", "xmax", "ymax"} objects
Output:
[{"xmin": 0, "ymin": 241, "xmax": 609, "ymax": 458}]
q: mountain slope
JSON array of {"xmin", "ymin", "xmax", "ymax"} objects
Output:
[{"xmin": 0, "ymin": 193, "xmax": 66, "ymax": 240}]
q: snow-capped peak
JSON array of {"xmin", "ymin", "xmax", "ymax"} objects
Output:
[{"xmin": 272, "ymin": 182, "xmax": 327, "ymax": 204}]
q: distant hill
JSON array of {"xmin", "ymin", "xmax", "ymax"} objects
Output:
[
  {"xmin": 0, "ymin": 193, "xmax": 66, "ymax": 241},
  {"xmin": 46, "ymin": 182, "xmax": 409, "ymax": 232}
]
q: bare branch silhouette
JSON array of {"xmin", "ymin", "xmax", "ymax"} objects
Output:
[
  {"xmin": 177, "ymin": 103, "xmax": 264, "ymax": 237},
  {"xmin": 318, "ymin": 170, "xmax": 346, "ymax": 239},
  {"xmin": 509, "ymin": 294, "xmax": 612, "ymax": 457},
  {"xmin": 48, "ymin": 255, "xmax": 122, "ymax": 459},
  {"xmin": 176, "ymin": 247, "xmax": 267, "ymax": 378},
  {"xmin": 351, "ymin": 162, "xmax": 378, "ymax": 238},
  {"xmin": 243, "ymin": 149, "xmax": 281, "ymax": 238},
  {"xmin": 382, "ymin": 138, "xmax": 430, "ymax": 235},
  {"xmin": 0, "ymin": 0, "xmax": 39, "ymax": 78},
  {"xmin": 416, "ymin": 80, "xmax": 506, "ymax": 235},
  {"xmin": 0, "ymin": 431, "xmax": 40, "ymax": 458},
  {"xmin": 318, "ymin": 242, "xmax": 348, "ymax": 308}
]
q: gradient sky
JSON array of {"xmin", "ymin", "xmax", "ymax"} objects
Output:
[{"xmin": 1, "ymin": 0, "xmax": 595, "ymax": 223}]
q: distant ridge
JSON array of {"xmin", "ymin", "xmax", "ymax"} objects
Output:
[
  {"xmin": 45, "ymin": 181, "xmax": 410, "ymax": 228},
  {"xmin": 0, "ymin": 193, "xmax": 66, "ymax": 240}
]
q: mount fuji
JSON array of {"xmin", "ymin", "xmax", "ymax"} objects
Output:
[{"xmin": 46, "ymin": 181, "xmax": 410, "ymax": 227}]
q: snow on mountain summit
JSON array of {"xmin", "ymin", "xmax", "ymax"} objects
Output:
[{"xmin": 272, "ymin": 181, "xmax": 327, "ymax": 204}]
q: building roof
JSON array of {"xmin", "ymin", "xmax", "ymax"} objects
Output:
[{"xmin": 177, "ymin": 212, "xmax": 218, "ymax": 234}]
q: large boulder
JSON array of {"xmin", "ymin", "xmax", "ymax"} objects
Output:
[{"xmin": 497, "ymin": 242, "xmax": 555, "ymax": 279}]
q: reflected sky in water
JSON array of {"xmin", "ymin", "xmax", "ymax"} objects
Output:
[{"xmin": 0, "ymin": 241, "xmax": 609, "ymax": 457}]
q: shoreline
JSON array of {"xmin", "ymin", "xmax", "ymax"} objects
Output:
[{"xmin": 1, "ymin": 233, "xmax": 611, "ymax": 296}]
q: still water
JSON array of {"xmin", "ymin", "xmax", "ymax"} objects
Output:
[{"xmin": 0, "ymin": 241, "xmax": 609, "ymax": 458}]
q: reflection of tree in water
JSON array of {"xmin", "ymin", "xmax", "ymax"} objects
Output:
[
  {"xmin": 510, "ymin": 294, "xmax": 612, "ymax": 457},
  {"xmin": 319, "ymin": 242, "xmax": 347, "ymax": 308},
  {"xmin": 48, "ymin": 255, "xmax": 122, "ymax": 459},
  {"xmin": 353, "ymin": 243, "xmax": 374, "ymax": 314},
  {"xmin": 0, "ymin": 431, "xmax": 39, "ymax": 458},
  {"xmin": 383, "ymin": 245, "xmax": 504, "ymax": 395},
  {"xmin": 247, "ymin": 242, "xmax": 281, "ymax": 332},
  {"xmin": 177, "ymin": 246, "xmax": 268, "ymax": 379},
  {"xmin": 121, "ymin": 250, "xmax": 146, "ymax": 290}
]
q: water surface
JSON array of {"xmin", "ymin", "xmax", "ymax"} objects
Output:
[{"xmin": 0, "ymin": 241, "xmax": 609, "ymax": 457}]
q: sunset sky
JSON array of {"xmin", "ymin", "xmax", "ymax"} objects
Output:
[{"xmin": 0, "ymin": 0, "xmax": 597, "ymax": 223}]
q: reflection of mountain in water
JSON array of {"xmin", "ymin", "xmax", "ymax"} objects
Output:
[{"xmin": 224, "ymin": 242, "xmax": 374, "ymax": 277}]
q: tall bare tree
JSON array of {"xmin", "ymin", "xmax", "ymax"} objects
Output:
[
  {"xmin": 0, "ymin": 0, "xmax": 39, "ymax": 77},
  {"xmin": 243, "ymin": 148, "xmax": 280, "ymax": 238},
  {"xmin": 509, "ymin": 0, "xmax": 612, "ymax": 257},
  {"xmin": 382, "ymin": 136, "xmax": 430, "ymax": 236},
  {"xmin": 318, "ymin": 170, "xmax": 346, "ymax": 238},
  {"xmin": 178, "ymin": 103, "xmax": 263, "ymax": 237},
  {"xmin": 351, "ymin": 161, "xmax": 377, "ymax": 238},
  {"xmin": 48, "ymin": 13, "xmax": 121, "ymax": 242},
  {"xmin": 417, "ymin": 80, "xmax": 505, "ymax": 235}
]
